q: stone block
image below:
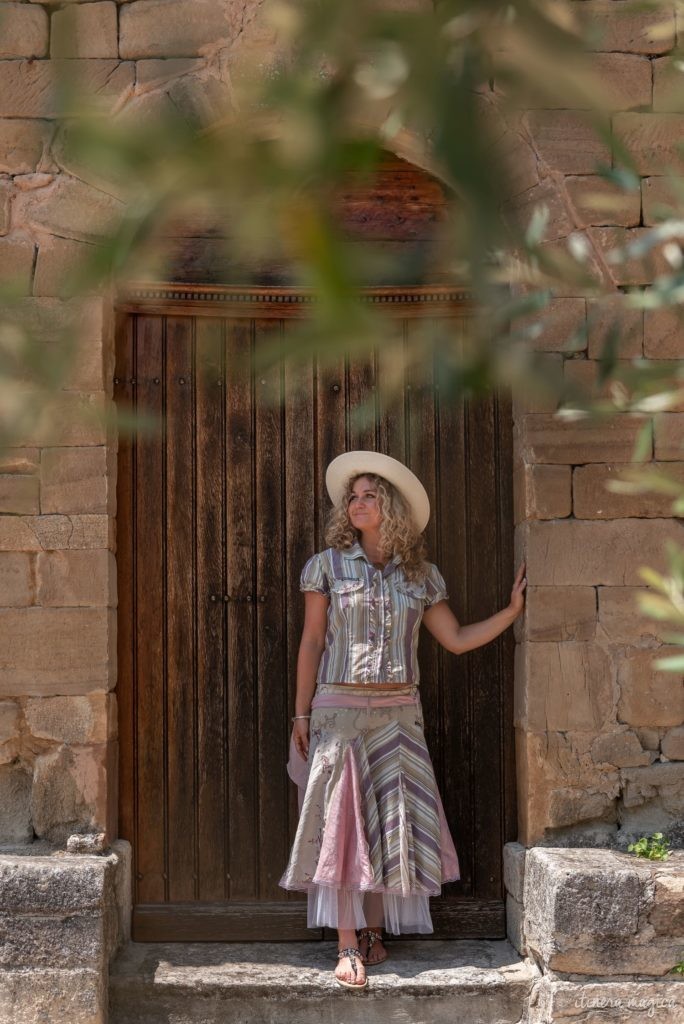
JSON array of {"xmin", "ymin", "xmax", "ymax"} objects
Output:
[
  {"xmin": 135, "ymin": 57, "xmax": 202, "ymax": 90},
  {"xmin": 0, "ymin": 448, "xmax": 39, "ymax": 474},
  {"xmin": 525, "ymin": 110, "xmax": 611, "ymax": 174},
  {"xmin": 35, "ymin": 549, "xmax": 116, "ymax": 607},
  {"xmin": 0, "ymin": 552, "xmax": 33, "ymax": 606},
  {"xmin": 40, "ymin": 446, "xmax": 111, "ymax": 514},
  {"xmin": 0, "ymin": 607, "xmax": 116, "ymax": 695},
  {"xmin": 0, "ymin": 177, "xmax": 10, "ymax": 235},
  {"xmin": 25, "ymin": 694, "xmax": 114, "ymax": 748},
  {"xmin": 521, "ymin": 297, "xmax": 587, "ymax": 354},
  {"xmin": 590, "ymin": 52, "xmax": 653, "ymax": 111},
  {"xmin": 529, "ymin": 976, "xmax": 684, "ymax": 1024},
  {"xmin": 635, "ymin": 726, "xmax": 662, "ymax": 751},
  {"xmin": 517, "ymin": 413, "xmax": 648, "ymax": 464},
  {"xmin": 574, "ymin": 463, "xmax": 684, "ymax": 519},
  {"xmin": 642, "ymin": 176, "xmax": 679, "ymax": 226},
  {"xmin": 3, "ymin": 391, "xmax": 108, "ymax": 446},
  {"xmin": 51, "ymin": 1, "xmax": 118, "ymax": 59},
  {"xmin": 521, "ymin": 586, "xmax": 596, "ymax": 641},
  {"xmin": 514, "ymin": 641, "xmax": 612, "ymax": 732},
  {"xmin": 587, "ymin": 294, "xmax": 643, "ymax": 358},
  {"xmin": 0, "ymin": 513, "xmax": 114, "ymax": 552},
  {"xmin": 0, "ymin": 473, "xmax": 39, "ymax": 514},
  {"xmin": 576, "ymin": 1, "xmax": 675, "ymax": 55},
  {"xmin": 0, "ymin": 233, "xmax": 35, "ymax": 294},
  {"xmin": 565, "ymin": 174, "xmax": 641, "ymax": 228},
  {"xmin": 661, "ymin": 726, "xmax": 684, "ymax": 759},
  {"xmin": 518, "ymin": 518, "xmax": 684, "ymax": 585},
  {"xmin": 167, "ymin": 72, "xmax": 233, "ymax": 129},
  {"xmin": 563, "ymin": 357, "xmax": 645, "ymax": 408},
  {"xmin": 0, "ymin": 2, "xmax": 49, "ymax": 58},
  {"xmin": 511, "ymin": 352, "xmax": 563, "ymax": 416},
  {"xmin": 23, "ymin": 175, "xmax": 124, "ymax": 245},
  {"xmin": 620, "ymin": 763, "xmax": 684, "ymax": 820},
  {"xmin": 0, "ymin": 59, "xmax": 134, "ymax": 119},
  {"xmin": 30, "ymin": 741, "xmax": 116, "ymax": 845},
  {"xmin": 598, "ymin": 585, "xmax": 667, "ymax": 643},
  {"xmin": 524, "ymin": 847, "xmax": 683, "ymax": 975},
  {"xmin": 591, "ymin": 729, "xmax": 651, "ymax": 768},
  {"xmin": 0, "ymin": 850, "xmax": 116, "ymax": 915},
  {"xmin": 495, "ymin": 129, "xmax": 540, "ymax": 197},
  {"xmin": 505, "ymin": 894, "xmax": 526, "ymax": 956},
  {"xmin": 577, "ymin": 464, "xmax": 684, "ymax": 520},
  {"xmin": 613, "ymin": 112, "xmax": 684, "ymax": 176},
  {"xmin": 0, "ymin": 762, "xmax": 32, "ymax": 842},
  {"xmin": 33, "ymin": 234, "xmax": 100, "ymax": 298},
  {"xmin": 644, "ymin": 305, "xmax": 683, "ymax": 359},
  {"xmin": 547, "ymin": 785, "xmax": 619, "ymax": 829},
  {"xmin": 592, "ymin": 225, "xmax": 669, "ymax": 286},
  {"xmin": 0, "ymin": 911, "xmax": 104, "ymax": 967},
  {"xmin": 0, "ymin": 119, "xmax": 50, "ymax": 174},
  {"xmin": 654, "ymin": 413, "xmax": 684, "ymax": 459},
  {"xmin": 502, "ymin": 179, "xmax": 573, "ymax": 242},
  {"xmin": 503, "ymin": 841, "xmax": 526, "ymax": 903},
  {"xmin": 513, "ymin": 464, "xmax": 571, "ymax": 522},
  {"xmin": 0, "ymin": 967, "xmax": 105, "ymax": 1024},
  {"xmin": 0, "ymin": 700, "xmax": 19, "ymax": 742},
  {"xmin": 617, "ymin": 648, "xmax": 684, "ymax": 727},
  {"xmin": 120, "ymin": 0, "xmax": 248, "ymax": 58},
  {"xmin": 653, "ymin": 56, "xmax": 684, "ymax": 113}
]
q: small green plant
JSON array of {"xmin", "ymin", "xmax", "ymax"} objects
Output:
[
  {"xmin": 670, "ymin": 961, "xmax": 684, "ymax": 975},
  {"xmin": 627, "ymin": 832, "xmax": 671, "ymax": 861}
]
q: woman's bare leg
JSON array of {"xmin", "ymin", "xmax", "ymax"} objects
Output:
[{"xmin": 358, "ymin": 893, "xmax": 387, "ymax": 963}]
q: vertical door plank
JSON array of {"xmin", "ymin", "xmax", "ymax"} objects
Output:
[
  {"xmin": 347, "ymin": 349, "xmax": 377, "ymax": 452},
  {"xmin": 134, "ymin": 315, "xmax": 166, "ymax": 903},
  {"xmin": 435, "ymin": 315, "xmax": 470, "ymax": 896},
  {"xmin": 225, "ymin": 318, "xmax": 257, "ymax": 898},
  {"xmin": 115, "ymin": 312, "xmax": 136, "ymax": 846},
  {"xmin": 466, "ymin": 391, "xmax": 503, "ymax": 899},
  {"xmin": 165, "ymin": 317, "xmax": 197, "ymax": 901},
  {"xmin": 254, "ymin": 319, "xmax": 289, "ymax": 899},
  {"xmin": 195, "ymin": 317, "xmax": 227, "ymax": 900},
  {"xmin": 314, "ymin": 350, "xmax": 346, "ymax": 551},
  {"xmin": 376, "ymin": 328, "xmax": 407, "ymax": 460}
]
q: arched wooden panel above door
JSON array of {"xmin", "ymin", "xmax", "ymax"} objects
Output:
[{"xmin": 113, "ymin": 283, "xmax": 516, "ymax": 942}]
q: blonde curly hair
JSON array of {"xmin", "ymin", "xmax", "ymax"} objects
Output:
[{"xmin": 324, "ymin": 472, "xmax": 429, "ymax": 582}]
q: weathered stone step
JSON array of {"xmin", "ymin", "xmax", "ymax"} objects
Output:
[{"xmin": 109, "ymin": 938, "xmax": 539, "ymax": 1024}]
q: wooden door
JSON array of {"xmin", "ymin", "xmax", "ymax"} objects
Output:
[{"xmin": 114, "ymin": 284, "xmax": 515, "ymax": 941}]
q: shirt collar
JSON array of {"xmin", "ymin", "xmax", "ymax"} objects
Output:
[{"xmin": 342, "ymin": 540, "xmax": 402, "ymax": 573}]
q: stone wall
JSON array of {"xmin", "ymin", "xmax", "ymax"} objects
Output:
[{"xmin": 0, "ymin": 1, "xmax": 682, "ymax": 854}]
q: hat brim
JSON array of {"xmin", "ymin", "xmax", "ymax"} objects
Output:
[{"xmin": 325, "ymin": 451, "xmax": 430, "ymax": 533}]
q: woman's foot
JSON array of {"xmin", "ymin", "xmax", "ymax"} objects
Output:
[
  {"xmin": 335, "ymin": 946, "xmax": 367, "ymax": 988},
  {"xmin": 357, "ymin": 927, "xmax": 387, "ymax": 965}
]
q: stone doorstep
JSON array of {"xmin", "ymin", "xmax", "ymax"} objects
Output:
[{"xmin": 108, "ymin": 938, "xmax": 539, "ymax": 1024}]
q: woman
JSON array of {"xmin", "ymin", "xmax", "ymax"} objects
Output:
[{"xmin": 279, "ymin": 451, "xmax": 526, "ymax": 989}]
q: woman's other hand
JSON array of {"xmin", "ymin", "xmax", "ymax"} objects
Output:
[
  {"xmin": 509, "ymin": 561, "xmax": 527, "ymax": 619},
  {"xmin": 293, "ymin": 718, "xmax": 310, "ymax": 760}
]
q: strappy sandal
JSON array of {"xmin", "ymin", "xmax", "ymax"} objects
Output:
[
  {"xmin": 357, "ymin": 927, "xmax": 388, "ymax": 966},
  {"xmin": 335, "ymin": 946, "xmax": 368, "ymax": 989}
]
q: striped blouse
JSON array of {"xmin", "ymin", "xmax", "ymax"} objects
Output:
[{"xmin": 300, "ymin": 540, "xmax": 449, "ymax": 687}]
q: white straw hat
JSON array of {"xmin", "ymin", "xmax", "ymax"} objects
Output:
[{"xmin": 325, "ymin": 450, "xmax": 431, "ymax": 532}]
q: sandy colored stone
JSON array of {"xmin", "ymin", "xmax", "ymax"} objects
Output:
[
  {"xmin": 35, "ymin": 549, "xmax": 116, "ymax": 607},
  {"xmin": 0, "ymin": 449, "xmax": 39, "ymax": 474},
  {"xmin": 167, "ymin": 72, "xmax": 233, "ymax": 129},
  {"xmin": 642, "ymin": 175, "xmax": 679, "ymax": 227},
  {"xmin": 650, "ymin": 872, "xmax": 684, "ymax": 935},
  {"xmin": 653, "ymin": 55, "xmax": 684, "ymax": 113},
  {"xmin": 135, "ymin": 58, "xmax": 201, "ymax": 89},
  {"xmin": 598, "ymin": 586, "xmax": 667, "ymax": 643},
  {"xmin": 617, "ymin": 647, "xmax": 684, "ymax": 727},
  {"xmin": 31, "ymin": 741, "xmax": 117, "ymax": 844},
  {"xmin": 513, "ymin": 464, "xmax": 571, "ymax": 522},
  {"xmin": 495, "ymin": 129, "xmax": 540, "ymax": 197},
  {"xmin": 0, "ymin": 2, "xmax": 49, "ymax": 58},
  {"xmin": 525, "ymin": 110, "xmax": 611, "ymax": 174},
  {"xmin": 0, "ymin": 513, "xmax": 114, "ymax": 552},
  {"xmin": 654, "ymin": 413, "xmax": 684, "ymax": 460},
  {"xmin": 503, "ymin": 179, "xmax": 573, "ymax": 243},
  {"xmin": 514, "ymin": 641, "xmax": 612, "ymax": 732},
  {"xmin": 588, "ymin": 52, "xmax": 653, "ymax": 111},
  {"xmin": 520, "ymin": 298, "xmax": 587, "ymax": 354},
  {"xmin": 518, "ymin": 518, "xmax": 684, "ymax": 585},
  {"xmin": 635, "ymin": 726, "xmax": 662, "ymax": 751},
  {"xmin": 530, "ymin": 976, "xmax": 684, "ymax": 1024},
  {"xmin": 592, "ymin": 225, "xmax": 669, "ymax": 287},
  {"xmin": 23, "ymin": 175, "xmax": 124, "ymax": 245},
  {"xmin": 0, "ymin": 473, "xmax": 39, "ymax": 514},
  {"xmin": 563, "ymin": 357, "xmax": 649, "ymax": 407},
  {"xmin": 0, "ymin": 552, "xmax": 33, "ymax": 607},
  {"xmin": 51, "ymin": 1, "xmax": 118, "ymax": 59},
  {"xmin": 0, "ymin": 178, "xmax": 10, "ymax": 236},
  {"xmin": 613, "ymin": 112, "xmax": 684, "ymax": 175},
  {"xmin": 574, "ymin": 463, "xmax": 684, "ymax": 519},
  {"xmin": 620, "ymin": 763, "xmax": 684, "ymax": 817},
  {"xmin": 33, "ymin": 234, "xmax": 100, "ymax": 298},
  {"xmin": 119, "ymin": 0, "xmax": 251, "ymax": 58},
  {"xmin": 576, "ymin": 1, "xmax": 675, "ymax": 55},
  {"xmin": 587, "ymin": 294, "xmax": 643, "ymax": 358},
  {"xmin": 0, "ymin": 700, "xmax": 19, "ymax": 743},
  {"xmin": 511, "ymin": 353, "xmax": 563, "ymax": 416},
  {"xmin": 517, "ymin": 413, "xmax": 648, "ymax": 464},
  {"xmin": 0, "ymin": 762, "xmax": 33, "ymax": 843},
  {"xmin": 24, "ymin": 694, "xmax": 114, "ymax": 745},
  {"xmin": 520, "ymin": 586, "xmax": 596, "ymax": 642},
  {"xmin": 0, "ymin": 607, "xmax": 116, "ymax": 695},
  {"xmin": 590, "ymin": 729, "xmax": 651, "ymax": 768},
  {"xmin": 0, "ymin": 59, "xmax": 134, "ymax": 119},
  {"xmin": 3, "ymin": 392, "xmax": 108, "ymax": 447},
  {"xmin": 40, "ymin": 446, "xmax": 111, "ymax": 515},
  {"xmin": 503, "ymin": 841, "xmax": 526, "ymax": 904},
  {"xmin": 547, "ymin": 786, "xmax": 618, "ymax": 829},
  {"xmin": 661, "ymin": 726, "xmax": 684, "ymax": 760},
  {"xmin": 0, "ymin": 233, "xmax": 35, "ymax": 294},
  {"xmin": 565, "ymin": 174, "xmax": 641, "ymax": 229},
  {"xmin": 0, "ymin": 119, "xmax": 50, "ymax": 175},
  {"xmin": 644, "ymin": 305, "xmax": 684, "ymax": 358},
  {"xmin": 0, "ymin": 967, "xmax": 105, "ymax": 1024}
]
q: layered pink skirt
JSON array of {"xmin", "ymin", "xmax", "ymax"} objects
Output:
[{"xmin": 279, "ymin": 683, "xmax": 460, "ymax": 934}]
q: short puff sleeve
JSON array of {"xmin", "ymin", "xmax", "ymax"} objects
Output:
[
  {"xmin": 424, "ymin": 563, "xmax": 449, "ymax": 607},
  {"xmin": 299, "ymin": 553, "xmax": 330, "ymax": 596}
]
